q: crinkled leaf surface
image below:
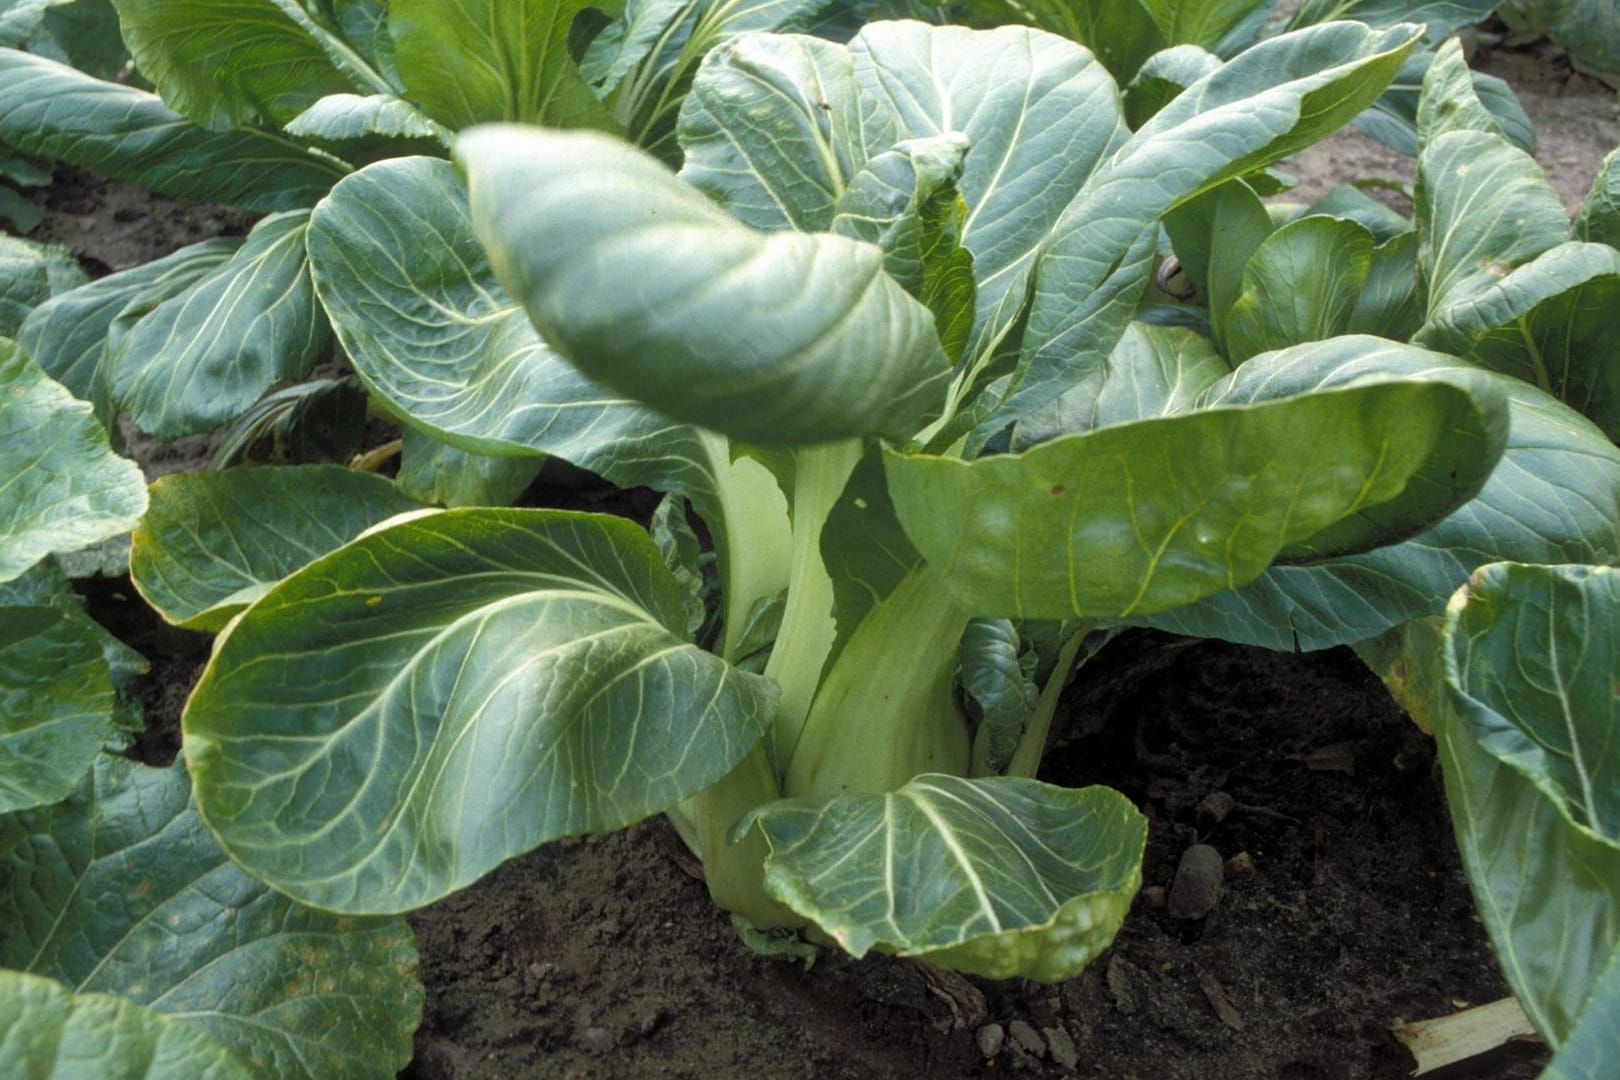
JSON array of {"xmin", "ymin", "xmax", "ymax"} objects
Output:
[
  {"xmin": 108, "ymin": 0, "xmax": 356, "ymax": 130},
  {"xmin": 1436, "ymin": 563, "xmax": 1620, "ymax": 1073},
  {"xmin": 993, "ymin": 20, "xmax": 1421, "ymax": 438},
  {"xmin": 130, "ymin": 465, "xmax": 424, "ymax": 631},
  {"xmin": 0, "ymin": 50, "xmax": 347, "ymax": 212},
  {"xmin": 0, "ymin": 605, "xmax": 111, "ymax": 813},
  {"xmin": 0, "ymin": 968, "xmax": 254, "ymax": 1080},
  {"xmin": 16, "ymin": 239, "xmax": 237, "ymax": 427},
  {"xmin": 0, "ymin": 341, "xmax": 146, "ymax": 583},
  {"xmin": 1142, "ymin": 354, "xmax": 1620, "ymax": 650},
  {"xmin": 389, "ymin": 0, "xmax": 615, "ymax": 131},
  {"xmin": 110, "ymin": 210, "xmax": 331, "ymax": 439},
  {"xmin": 1418, "ymin": 241, "xmax": 1620, "ymax": 441},
  {"xmin": 458, "ymin": 126, "xmax": 950, "ymax": 445},
  {"xmin": 0, "ymin": 756, "xmax": 422, "ymax": 1079},
  {"xmin": 747, "ymin": 775, "xmax": 1145, "ymax": 981},
  {"xmin": 185, "ymin": 508, "xmax": 778, "ymax": 912},
  {"xmin": 887, "ymin": 338, "xmax": 1507, "ymax": 620}
]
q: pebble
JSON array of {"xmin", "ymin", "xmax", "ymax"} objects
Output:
[
  {"xmin": 1008, "ymin": 1019, "xmax": 1046, "ymax": 1057},
  {"xmin": 1198, "ymin": 790, "xmax": 1236, "ymax": 824},
  {"xmin": 976, "ymin": 1023, "xmax": 1006, "ymax": 1058},
  {"xmin": 1168, "ymin": 843, "xmax": 1225, "ymax": 920},
  {"xmin": 578, "ymin": 1026, "xmax": 614, "ymax": 1053},
  {"xmin": 1044, "ymin": 1026, "xmax": 1079, "ymax": 1070}
]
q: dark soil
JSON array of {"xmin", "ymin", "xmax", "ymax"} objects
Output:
[{"xmin": 37, "ymin": 33, "xmax": 1609, "ymax": 1080}]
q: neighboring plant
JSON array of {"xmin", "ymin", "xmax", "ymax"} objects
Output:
[
  {"xmin": 1498, "ymin": 0, "xmax": 1620, "ymax": 83},
  {"xmin": 141, "ymin": 16, "xmax": 1615, "ymax": 987}
]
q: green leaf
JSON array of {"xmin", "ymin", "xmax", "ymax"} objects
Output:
[
  {"xmin": 1123, "ymin": 43, "xmax": 1221, "ymax": 128},
  {"xmin": 1575, "ymin": 146, "xmax": 1620, "ymax": 248},
  {"xmin": 0, "ymin": 340, "xmax": 146, "ymax": 583},
  {"xmin": 0, "ymin": 234, "xmax": 84, "ymax": 337},
  {"xmin": 0, "ymin": 969, "xmax": 255, "ymax": 1080},
  {"xmin": 395, "ymin": 427, "xmax": 543, "ymax": 509},
  {"xmin": 0, "ymin": 756, "xmax": 422, "ymax": 1079},
  {"xmin": 0, "ymin": 49, "xmax": 347, "ymax": 211},
  {"xmin": 1417, "ymin": 241, "xmax": 1620, "ymax": 441},
  {"xmin": 1498, "ymin": 0, "xmax": 1620, "ymax": 82},
  {"xmin": 1436, "ymin": 563, "xmax": 1620, "ymax": 1066},
  {"xmin": 829, "ymin": 133, "xmax": 977, "ymax": 363},
  {"xmin": 960, "ymin": 618, "xmax": 1038, "ymax": 776},
  {"xmin": 1416, "ymin": 38, "xmax": 1508, "ymax": 145},
  {"xmin": 283, "ymin": 93, "xmax": 447, "ymax": 153},
  {"xmin": 0, "ymin": 605, "xmax": 112, "ymax": 813},
  {"xmin": 458, "ymin": 125, "xmax": 951, "ymax": 445},
  {"xmin": 184, "ymin": 508, "xmax": 778, "ymax": 912},
  {"xmin": 1288, "ymin": 0, "xmax": 1496, "ymax": 40},
  {"xmin": 888, "ymin": 338, "xmax": 1507, "ymax": 620},
  {"xmin": 1416, "ymin": 128, "xmax": 1569, "ymax": 331},
  {"xmin": 745, "ymin": 775, "xmax": 1146, "ymax": 981},
  {"xmin": 1353, "ymin": 47, "xmax": 1535, "ymax": 159},
  {"xmin": 16, "ymin": 239, "xmax": 236, "ymax": 427},
  {"xmin": 1222, "ymin": 215, "xmax": 1375, "ymax": 362},
  {"xmin": 1142, "ymin": 359, "xmax": 1620, "ymax": 650},
  {"xmin": 1345, "ymin": 230, "xmax": 1422, "ymax": 339},
  {"xmin": 966, "ymin": 0, "xmax": 1166, "ymax": 82},
  {"xmin": 995, "ymin": 20, "xmax": 1421, "ymax": 439},
  {"xmin": 388, "ymin": 0, "xmax": 617, "ymax": 131},
  {"xmin": 307, "ymin": 155, "xmax": 724, "ymax": 506},
  {"xmin": 1162, "ymin": 178, "xmax": 1275, "ymax": 345},
  {"xmin": 130, "ymin": 465, "xmax": 424, "ymax": 631},
  {"xmin": 108, "ymin": 0, "xmax": 356, "ymax": 130},
  {"xmin": 109, "ymin": 211, "xmax": 331, "ymax": 439}
]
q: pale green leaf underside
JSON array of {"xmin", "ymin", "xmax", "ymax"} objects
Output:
[
  {"xmin": 0, "ymin": 969, "xmax": 254, "ymax": 1080},
  {"xmin": 888, "ymin": 339, "xmax": 1506, "ymax": 620},
  {"xmin": 284, "ymin": 93, "xmax": 445, "ymax": 143},
  {"xmin": 0, "ymin": 756, "xmax": 422, "ymax": 1079},
  {"xmin": 0, "ymin": 341, "xmax": 147, "ymax": 584},
  {"xmin": 0, "ymin": 605, "xmax": 111, "ymax": 813},
  {"xmin": 0, "ymin": 49, "xmax": 347, "ymax": 212},
  {"xmin": 185, "ymin": 508, "xmax": 778, "ymax": 913},
  {"xmin": 130, "ymin": 465, "xmax": 424, "ymax": 631},
  {"xmin": 457, "ymin": 125, "xmax": 951, "ymax": 445},
  {"xmin": 749, "ymin": 775, "xmax": 1145, "ymax": 981}
]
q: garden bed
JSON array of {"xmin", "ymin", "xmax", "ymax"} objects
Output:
[{"xmin": 25, "ymin": 26, "xmax": 1618, "ymax": 1080}]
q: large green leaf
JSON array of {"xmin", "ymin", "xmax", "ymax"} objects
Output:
[
  {"xmin": 1416, "ymin": 128, "xmax": 1569, "ymax": 331},
  {"xmin": 16, "ymin": 239, "xmax": 237, "ymax": 427},
  {"xmin": 458, "ymin": 126, "xmax": 951, "ymax": 445},
  {"xmin": 388, "ymin": 0, "xmax": 616, "ymax": 131},
  {"xmin": 990, "ymin": 20, "xmax": 1421, "ymax": 438},
  {"xmin": 0, "ymin": 969, "xmax": 254, "ymax": 1080},
  {"xmin": 0, "ymin": 605, "xmax": 111, "ymax": 813},
  {"xmin": 0, "ymin": 235, "xmax": 83, "ymax": 337},
  {"xmin": 185, "ymin": 508, "xmax": 778, "ymax": 912},
  {"xmin": 130, "ymin": 466, "xmax": 424, "ymax": 631},
  {"xmin": 394, "ymin": 427, "xmax": 544, "ymax": 509},
  {"xmin": 1417, "ymin": 242, "xmax": 1620, "ymax": 441},
  {"xmin": 1436, "ymin": 563, "xmax": 1620, "ymax": 1071},
  {"xmin": 0, "ymin": 756, "xmax": 422, "ymax": 1079},
  {"xmin": 109, "ymin": 211, "xmax": 331, "ymax": 439},
  {"xmin": 1500, "ymin": 0, "xmax": 1620, "ymax": 82},
  {"xmin": 888, "ymin": 338, "xmax": 1507, "ymax": 620},
  {"xmin": 0, "ymin": 340, "xmax": 146, "ymax": 583},
  {"xmin": 108, "ymin": 0, "xmax": 356, "ymax": 130},
  {"xmin": 745, "ymin": 775, "xmax": 1146, "ymax": 981},
  {"xmin": 0, "ymin": 50, "xmax": 347, "ymax": 211},
  {"xmin": 306, "ymin": 155, "xmax": 727, "ymax": 510},
  {"xmin": 1576, "ymin": 146, "xmax": 1620, "ymax": 248},
  {"xmin": 1287, "ymin": 0, "xmax": 1496, "ymax": 39},
  {"xmin": 1142, "ymin": 359, "xmax": 1620, "ymax": 650}
]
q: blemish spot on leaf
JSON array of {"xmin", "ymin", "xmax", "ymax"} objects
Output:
[
  {"xmin": 365, "ymin": 595, "xmax": 382, "ymax": 606},
  {"xmin": 1050, "ymin": 484, "xmax": 1065, "ymax": 496}
]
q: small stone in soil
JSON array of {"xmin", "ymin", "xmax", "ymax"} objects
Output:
[
  {"xmin": 1198, "ymin": 790, "xmax": 1236, "ymax": 824},
  {"xmin": 1008, "ymin": 1019, "xmax": 1046, "ymax": 1057},
  {"xmin": 1044, "ymin": 1026, "xmax": 1079, "ymax": 1070},
  {"xmin": 578, "ymin": 1026, "xmax": 615, "ymax": 1053},
  {"xmin": 976, "ymin": 1023, "xmax": 1006, "ymax": 1058},
  {"xmin": 1169, "ymin": 843, "xmax": 1225, "ymax": 920}
]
